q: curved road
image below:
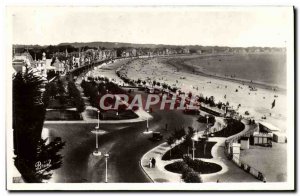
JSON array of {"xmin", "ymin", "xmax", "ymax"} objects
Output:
[{"xmin": 46, "ymin": 91, "xmax": 199, "ymax": 183}]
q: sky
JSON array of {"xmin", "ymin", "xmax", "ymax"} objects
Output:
[{"xmin": 8, "ymin": 6, "xmax": 293, "ymax": 47}]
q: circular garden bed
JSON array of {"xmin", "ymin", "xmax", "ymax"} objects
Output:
[
  {"xmin": 165, "ymin": 159, "xmax": 222, "ymax": 174},
  {"xmin": 162, "ymin": 141, "xmax": 217, "ymax": 160}
]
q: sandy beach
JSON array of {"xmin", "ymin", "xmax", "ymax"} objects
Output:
[{"xmin": 100, "ymin": 56, "xmax": 287, "ymax": 133}]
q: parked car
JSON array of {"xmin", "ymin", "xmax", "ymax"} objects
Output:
[{"xmin": 151, "ymin": 132, "xmax": 163, "ymax": 141}]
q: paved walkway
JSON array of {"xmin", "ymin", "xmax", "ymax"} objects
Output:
[
  {"xmin": 140, "ymin": 126, "xmax": 260, "ymax": 183},
  {"xmin": 140, "ymin": 142, "xmax": 182, "ymax": 183}
]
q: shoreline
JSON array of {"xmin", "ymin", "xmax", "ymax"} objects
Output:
[
  {"xmin": 119, "ymin": 55, "xmax": 287, "ymax": 131},
  {"xmin": 163, "ymin": 55, "xmax": 286, "ymax": 94}
]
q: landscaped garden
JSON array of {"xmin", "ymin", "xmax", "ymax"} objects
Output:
[
  {"xmin": 162, "ymin": 140, "xmax": 216, "ymax": 160},
  {"xmin": 164, "ymin": 156, "xmax": 222, "ymax": 175},
  {"xmin": 210, "ymin": 118, "xmax": 245, "ymax": 137},
  {"xmin": 161, "ymin": 126, "xmax": 223, "ymax": 183},
  {"xmin": 162, "ymin": 127, "xmax": 216, "ymax": 160},
  {"xmin": 45, "ymin": 110, "xmax": 82, "ymax": 121},
  {"xmin": 80, "ymin": 76, "xmax": 140, "ymax": 120},
  {"xmin": 44, "ymin": 77, "xmax": 85, "ymax": 120}
]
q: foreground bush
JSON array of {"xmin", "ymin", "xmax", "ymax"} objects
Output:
[
  {"xmin": 183, "ymin": 170, "xmax": 203, "ymax": 183},
  {"xmin": 181, "ymin": 166, "xmax": 194, "ymax": 180}
]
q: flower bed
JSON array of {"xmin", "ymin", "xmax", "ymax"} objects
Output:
[
  {"xmin": 165, "ymin": 159, "xmax": 222, "ymax": 174},
  {"xmin": 162, "ymin": 141, "xmax": 217, "ymax": 160}
]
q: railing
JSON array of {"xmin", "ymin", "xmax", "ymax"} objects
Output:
[
  {"xmin": 232, "ymin": 154, "xmax": 266, "ymax": 182},
  {"xmin": 224, "ymin": 125, "xmax": 266, "ymax": 182}
]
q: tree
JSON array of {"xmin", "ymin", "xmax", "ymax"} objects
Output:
[
  {"xmin": 167, "ymin": 136, "xmax": 175, "ymax": 158},
  {"xmin": 162, "ymin": 83, "xmax": 168, "ymax": 89},
  {"xmin": 13, "ymin": 67, "xmax": 65, "ymax": 182},
  {"xmin": 56, "ymin": 78, "xmax": 67, "ymax": 106},
  {"xmin": 152, "ymin": 80, "xmax": 156, "ymax": 86},
  {"xmin": 208, "ymin": 96, "xmax": 215, "ymax": 107},
  {"xmin": 68, "ymin": 81, "xmax": 86, "ymax": 113},
  {"xmin": 187, "ymin": 127, "xmax": 195, "ymax": 136},
  {"xmin": 182, "ymin": 127, "xmax": 196, "ymax": 155},
  {"xmin": 57, "ymin": 78, "xmax": 65, "ymax": 95},
  {"xmin": 172, "ymin": 127, "xmax": 186, "ymax": 142},
  {"xmin": 17, "ymin": 138, "xmax": 65, "ymax": 182}
]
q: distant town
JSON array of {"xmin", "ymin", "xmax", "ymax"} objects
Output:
[{"xmin": 12, "ymin": 42, "xmax": 286, "ymax": 78}]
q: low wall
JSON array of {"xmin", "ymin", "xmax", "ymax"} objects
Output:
[{"xmin": 224, "ymin": 124, "xmax": 266, "ymax": 182}]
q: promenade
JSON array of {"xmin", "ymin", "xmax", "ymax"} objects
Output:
[{"xmin": 140, "ymin": 125, "xmax": 260, "ymax": 183}]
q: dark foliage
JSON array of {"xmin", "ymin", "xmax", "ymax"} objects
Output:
[
  {"xmin": 13, "ymin": 68, "xmax": 65, "ymax": 182},
  {"xmin": 212, "ymin": 118, "xmax": 245, "ymax": 137},
  {"xmin": 67, "ymin": 81, "xmax": 85, "ymax": 113}
]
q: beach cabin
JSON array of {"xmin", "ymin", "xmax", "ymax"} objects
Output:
[
  {"xmin": 231, "ymin": 143, "xmax": 241, "ymax": 163},
  {"xmin": 258, "ymin": 122, "xmax": 281, "ymax": 133},
  {"xmin": 273, "ymin": 132, "xmax": 287, "ymax": 143},
  {"xmin": 258, "ymin": 122, "xmax": 286, "ymax": 143},
  {"xmin": 240, "ymin": 137, "xmax": 250, "ymax": 150},
  {"xmin": 253, "ymin": 132, "xmax": 273, "ymax": 147}
]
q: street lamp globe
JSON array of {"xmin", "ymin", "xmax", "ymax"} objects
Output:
[{"xmin": 91, "ymin": 128, "xmax": 107, "ymax": 157}]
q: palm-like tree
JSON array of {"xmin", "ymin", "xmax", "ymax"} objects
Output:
[
  {"xmin": 13, "ymin": 67, "xmax": 64, "ymax": 182},
  {"xmin": 13, "ymin": 67, "xmax": 46, "ymax": 181}
]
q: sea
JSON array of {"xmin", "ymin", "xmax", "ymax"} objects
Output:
[{"xmin": 185, "ymin": 52, "xmax": 287, "ymax": 90}]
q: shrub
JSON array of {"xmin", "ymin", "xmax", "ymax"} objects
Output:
[
  {"xmin": 181, "ymin": 167, "xmax": 194, "ymax": 180},
  {"xmin": 183, "ymin": 171, "xmax": 202, "ymax": 183},
  {"xmin": 68, "ymin": 81, "xmax": 85, "ymax": 113},
  {"xmin": 162, "ymin": 83, "xmax": 168, "ymax": 89},
  {"xmin": 172, "ymin": 128, "xmax": 186, "ymax": 141}
]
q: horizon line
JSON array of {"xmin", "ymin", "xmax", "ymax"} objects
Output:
[{"xmin": 12, "ymin": 40, "xmax": 286, "ymax": 49}]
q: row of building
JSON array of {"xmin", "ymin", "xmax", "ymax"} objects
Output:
[
  {"xmin": 12, "ymin": 46, "xmax": 191, "ymax": 78},
  {"xmin": 12, "ymin": 45, "xmax": 285, "ymax": 78}
]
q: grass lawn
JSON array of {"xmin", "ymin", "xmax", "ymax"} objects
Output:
[
  {"xmin": 210, "ymin": 119, "xmax": 245, "ymax": 137},
  {"xmin": 47, "ymin": 98, "xmax": 75, "ymax": 109},
  {"xmin": 162, "ymin": 141, "xmax": 217, "ymax": 160},
  {"xmin": 45, "ymin": 110, "xmax": 82, "ymax": 121}
]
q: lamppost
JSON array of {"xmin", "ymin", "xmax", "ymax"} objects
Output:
[
  {"xmin": 192, "ymin": 135, "xmax": 199, "ymax": 160},
  {"xmin": 96, "ymin": 110, "xmax": 100, "ymax": 129},
  {"xmin": 104, "ymin": 153, "xmax": 110, "ymax": 183},
  {"xmin": 92, "ymin": 128, "xmax": 102, "ymax": 156},
  {"xmin": 146, "ymin": 110, "xmax": 149, "ymax": 132},
  {"xmin": 206, "ymin": 115, "xmax": 209, "ymax": 128},
  {"xmin": 91, "ymin": 110, "xmax": 106, "ymax": 156}
]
